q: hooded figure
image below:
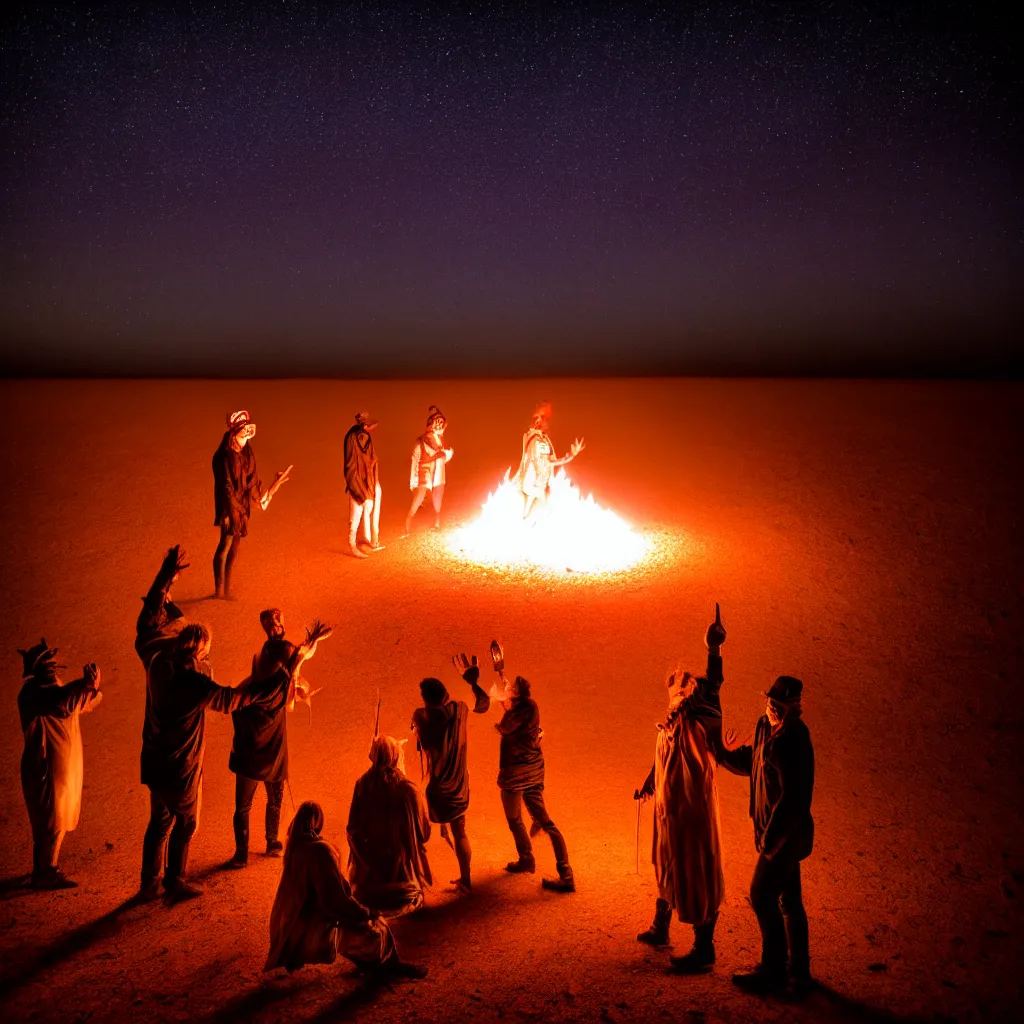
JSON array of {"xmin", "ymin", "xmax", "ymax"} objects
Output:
[
  {"xmin": 635, "ymin": 606, "xmax": 727, "ymax": 974},
  {"xmin": 343, "ymin": 411, "xmax": 383, "ymax": 558},
  {"xmin": 266, "ymin": 801, "xmax": 426, "ymax": 980},
  {"xmin": 347, "ymin": 736, "xmax": 432, "ymax": 916},
  {"xmin": 212, "ymin": 410, "xmax": 263, "ymax": 598},
  {"xmin": 405, "ymin": 405, "xmax": 454, "ymax": 534},
  {"xmin": 17, "ymin": 640, "xmax": 102, "ymax": 889},
  {"xmin": 513, "ymin": 401, "xmax": 585, "ymax": 520}
]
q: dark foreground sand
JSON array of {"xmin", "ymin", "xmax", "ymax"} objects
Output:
[{"xmin": 0, "ymin": 378, "xmax": 1022, "ymax": 1024}]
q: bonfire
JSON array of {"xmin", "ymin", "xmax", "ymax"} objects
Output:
[{"xmin": 448, "ymin": 469, "xmax": 649, "ymax": 573}]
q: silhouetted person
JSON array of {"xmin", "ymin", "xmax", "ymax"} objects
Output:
[
  {"xmin": 410, "ymin": 655, "xmax": 490, "ymax": 894},
  {"xmin": 347, "ymin": 735, "xmax": 432, "ymax": 916},
  {"xmin": 635, "ymin": 605, "xmax": 727, "ymax": 973},
  {"xmin": 228, "ymin": 610, "xmax": 331, "ymax": 867},
  {"xmin": 17, "ymin": 639, "xmax": 102, "ymax": 889},
  {"xmin": 405, "ymin": 405, "xmax": 453, "ymax": 534},
  {"xmin": 708, "ymin": 674, "xmax": 815, "ymax": 993},
  {"xmin": 135, "ymin": 546, "xmax": 281, "ymax": 902},
  {"xmin": 344, "ymin": 411, "xmax": 383, "ymax": 558},
  {"xmin": 266, "ymin": 800, "xmax": 427, "ymax": 980},
  {"xmin": 514, "ymin": 401, "xmax": 584, "ymax": 520},
  {"xmin": 490, "ymin": 654, "xmax": 574, "ymax": 893},
  {"xmin": 212, "ymin": 410, "xmax": 266, "ymax": 598}
]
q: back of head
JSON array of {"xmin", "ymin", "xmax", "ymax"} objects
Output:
[
  {"xmin": 513, "ymin": 675, "xmax": 531, "ymax": 700},
  {"xmin": 174, "ymin": 623, "xmax": 211, "ymax": 664},
  {"xmin": 259, "ymin": 608, "xmax": 284, "ymax": 638},
  {"xmin": 286, "ymin": 800, "xmax": 324, "ymax": 859},
  {"xmin": 419, "ymin": 677, "xmax": 448, "ymax": 707},
  {"xmin": 369, "ymin": 735, "xmax": 406, "ymax": 778}
]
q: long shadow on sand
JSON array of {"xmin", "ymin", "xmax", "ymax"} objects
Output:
[
  {"xmin": 190, "ymin": 974, "xmax": 318, "ymax": 1024},
  {"xmin": 774, "ymin": 981, "xmax": 945, "ymax": 1024},
  {"xmin": 0, "ymin": 896, "xmax": 144, "ymax": 1001}
]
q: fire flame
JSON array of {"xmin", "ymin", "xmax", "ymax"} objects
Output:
[{"xmin": 447, "ymin": 469, "xmax": 650, "ymax": 573}]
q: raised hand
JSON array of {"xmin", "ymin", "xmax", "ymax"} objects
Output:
[
  {"xmin": 453, "ymin": 652, "xmax": 480, "ymax": 685},
  {"xmin": 162, "ymin": 545, "xmax": 190, "ymax": 581},
  {"xmin": 705, "ymin": 602, "xmax": 726, "ymax": 651},
  {"xmin": 569, "ymin": 437, "xmax": 586, "ymax": 458},
  {"xmin": 301, "ymin": 620, "xmax": 334, "ymax": 660},
  {"xmin": 84, "ymin": 663, "xmax": 101, "ymax": 688}
]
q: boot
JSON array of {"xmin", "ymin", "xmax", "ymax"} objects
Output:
[
  {"xmin": 732, "ymin": 963, "xmax": 787, "ymax": 993},
  {"xmin": 349, "ymin": 531, "xmax": 368, "ymax": 559},
  {"xmin": 229, "ymin": 814, "xmax": 249, "ymax": 867},
  {"xmin": 505, "ymin": 855, "xmax": 536, "ymax": 874},
  {"xmin": 266, "ymin": 840, "xmax": 283, "ymax": 857},
  {"xmin": 541, "ymin": 865, "xmax": 575, "ymax": 893},
  {"xmin": 31, "ymin": 868, "xmax": 77, "ymax": 891},
  {"xmin": 164, "ymin": 878, "xmax": 203, "ymax": 903},
  {"xmin": 669, "ymin": 917, "xmax": 717, "ymax": 974},
  {"xmin": 638, "ymin": 898, "xmax": 672, "ymax": 946}
]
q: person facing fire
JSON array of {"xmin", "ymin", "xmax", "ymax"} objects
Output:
[
  {"xmin": 514, "ymin": 401, "xmax": 585, "ymax": 520},
  {"xmin": 227, "ymin": 610, "xmax": 331, "ymax": 868},
  {"xmin": 706, "ymin": 671, "xmax": 815, "ymax": 993},
  {"xmin": 346, "ymin": 735, "xmax": 433, "ymax": 916},
  {"xmin": 134, "ymin": 545, "xmax": 286, "ymax": 902},
  {"xmin": 634, "ymin": 605, "xmax": 727, "ymax": 973},
  {"xmin": 266, "ymin": 800, "xmax": 427, "ymax": 980},
  {"xmin": 489, "ymin": 648, "xmax": 575, "ymax": 893},
  {"xmin": 343, "ymin": 411, "xmax": 383, "ymax": 558},
  {"xmin": 17, "ymin": 639, "xmax": 102, "ymax": 889},
  {"xmin": 405, "ymin": 405, "xmax": 454, "ymax": 535},
  {"xmin": 212, "ymin": 410, "xmax": 266, "ymax": 599},
  {"xmin": 410, "ymin": 655, "xmax": 491, "ymax": 894}
]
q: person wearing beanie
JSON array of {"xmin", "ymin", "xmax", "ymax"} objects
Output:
[{"xmin": 405, "ymin": 405, "xmax": 454, "ymax": 535}]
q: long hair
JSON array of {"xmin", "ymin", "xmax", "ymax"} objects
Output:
[
  {"xmin": 285, "ymin": 800, "xmax": 324, "ymax": 863},
  {"xmin": 369, "ymin": 735, "xmax": 407, "ymax": 781},
  {"xmin": 174, "ymin": 624, "xmax": 210, "ymax": 664}
]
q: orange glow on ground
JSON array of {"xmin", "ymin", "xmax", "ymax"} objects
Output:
[{"xmin": 447, "ymin": 468, "xmax": 651, "ymax": 573}]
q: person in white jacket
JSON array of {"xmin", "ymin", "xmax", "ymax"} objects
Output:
[{"xmin": 405, "ymin": 406, "xmax": 453, "ymax": 534}]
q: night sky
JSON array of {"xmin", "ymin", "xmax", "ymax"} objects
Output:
[{"xmin": 1, "ymin": 2, "xmax": 1020, "ymax": 376}]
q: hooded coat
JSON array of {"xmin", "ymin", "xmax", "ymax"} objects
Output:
[
  {"xmin": 19, "ymin": 670, "xmax": 101, "ymax": 837},
  {"xmin": 343, "ymin": 423, "xmax": 379, "ymax": 502}
]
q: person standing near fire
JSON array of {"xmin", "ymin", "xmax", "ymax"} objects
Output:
[
  {"xmin": 404, "ymin": 405, "xmax": 454, "ymax": 535},
  {"xmin": 343, "ymin": 411, "xmax": 383, "ymax": 558},
  {"xmin": 514, "ymin": 401, "xmax": 585, "ymax": 520}
]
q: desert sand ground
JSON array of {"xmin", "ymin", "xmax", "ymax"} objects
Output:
[{"xmin": 0, "ymin": 378, "xmax": 1021, "ymax": 1024}]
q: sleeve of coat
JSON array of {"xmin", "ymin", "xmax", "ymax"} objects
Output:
[
  {"xmin": 761, "ymin": 727, "xmax": 815, "ymax": 859},
  {"xmin": 203, "ymin": 673, "xmax": 280, "ymax": 714},
  {"xmin": 715, "ymin": 739, "xmax": 754, "ymax": 777},
  {"xmin": 309, "ymin": 842, "xmax": 373, "ymax": 927}
]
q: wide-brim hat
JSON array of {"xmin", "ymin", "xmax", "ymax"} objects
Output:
[{"xmin": 765, "ymin": 675, "xmax": 803, "ymax": 703}]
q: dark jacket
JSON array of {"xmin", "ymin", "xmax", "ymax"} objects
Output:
[
  {"xmin": 717, "ymin": 712, "xmax": 814, "ymax": 861},
  {"xmin": 229, "ymin": 638, "xmax": 296, "ymax": 782},
  {"xmin": 213, "ymin": 432, "xmax": 261, "ymax": 536},
  {"xmin": 496, "ymin": 697, "xmax": 545, "ymax": 792},
  {"xmin": 343, "ymin": 424, "xmax": 378, "ymax": 502}
]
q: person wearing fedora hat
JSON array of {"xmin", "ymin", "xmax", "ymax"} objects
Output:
[
  {"xmin": 343, "ymin": 411, "xmax": 383, "ymax": 558},
  {"xmin": 708, "ymin": 671, "xmax": 815, "ymax": 993},
  {"xmin": 405, "ymin": 405, "xmax": 454, "ymax": 535},
  {"xmin": 17, "ymin": 639, "xmax": 103, "ymax": 889}
]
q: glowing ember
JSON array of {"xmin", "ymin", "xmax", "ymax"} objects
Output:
[{"xmin": 448, "ymin": 469, "xmax": 650, "ymax": 572}]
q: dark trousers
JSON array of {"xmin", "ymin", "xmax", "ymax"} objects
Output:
[
  {"xmin": 213, "ymin": 523, "xmax": 244, "ymax": 594},
  {"xmin": 142, "ymin": 789, "xmax": 198, "ymax": 887},
  {"xmin": 233, "ymin": 774, "xmax": 285, "ymax": 856},
  {"xmin": 749, "ymin": 852, "xmax": 810, "ymax": 974},
  {"xmin": 500, "ymin": 786, "xmax": 570, "ymax": 872}
]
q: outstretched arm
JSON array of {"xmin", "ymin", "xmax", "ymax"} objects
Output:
[
  {"xmin": 453, "ymin": 653, "xmax": 490, "ymax": 713},
  {"xmin": 135, "ymin": 547, "xmax": 189, "ymax": 663},
  {"xmin": 552, "ymin": 437, "xmax": 585, "ymax": 467}
]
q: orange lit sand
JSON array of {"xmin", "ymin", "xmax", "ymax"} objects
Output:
[{"xmin": 0, "ymin": 379, "xmax": 1021, "ymax": 1023}]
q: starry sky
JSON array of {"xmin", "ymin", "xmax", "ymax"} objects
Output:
[{"xmin": 1, "ymin": 2, "xmax": 1020, "ymax": 376}]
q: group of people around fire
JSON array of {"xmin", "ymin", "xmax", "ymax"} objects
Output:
[{"xmin": 15, "ymin": 402, "xmax": 815, "ymax": 995}]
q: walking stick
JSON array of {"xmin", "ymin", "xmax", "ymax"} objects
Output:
[
  {"xmin": 286, "ymin": 777, "xmax": 297, "ymax": 814},
  {"xmin": 635, "ymin": 797, "xmax": 641, "ymax": 874}
]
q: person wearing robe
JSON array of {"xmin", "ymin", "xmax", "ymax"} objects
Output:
[
  {"xmin": 347, "ymin": 735, "xmax": 432, "ymax": 916},
  {"xmin": 493, "ymin": 671, "xmax": 575, "ymax": 893},
  {"xmin": 405, "ymin": 405, "xmax": 454, "ymax": 534},
  {"xmin": 134, "ymin": 545, "xmax": 282, "ymax": 902},
  {"xmin": 228, "ymin": 609, "xmax": 326, "ymax": 866},
  {"xmin": 266, "ymin": 801, "xmax": 426, "ymax": 980},
  {"xmin": 212, "ymin": 410, "xmax": 265, "ymax": 598},
  {"xmin": 410, "ymin": 655, "xmax": 490, "ymax": 893},
  {"xmin": 708, "ymin": 673, "xmax": 815, "ymax": 993},
  {"xmin": 634, "ymin": 607, "xmax": 727, "ymax": 973},
  {"xmin": 343, "ymin": 411, "xmax": 383, "ymax": 558},
  {"xmin": 513, "ymin": 401, "xmax": 584, "ymax": 520},
  {"xmin": 18, "ymin": 639, "xmax": 102, "ymax": 889}
]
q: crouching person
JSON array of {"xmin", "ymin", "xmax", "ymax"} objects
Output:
[
  {"xmin": 347, "ymin": 736, "xmax": 432, "ymax": 916},
  {"xmin": 265, "ymin": 801, "xmax": 426, "ymax": 981}
]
